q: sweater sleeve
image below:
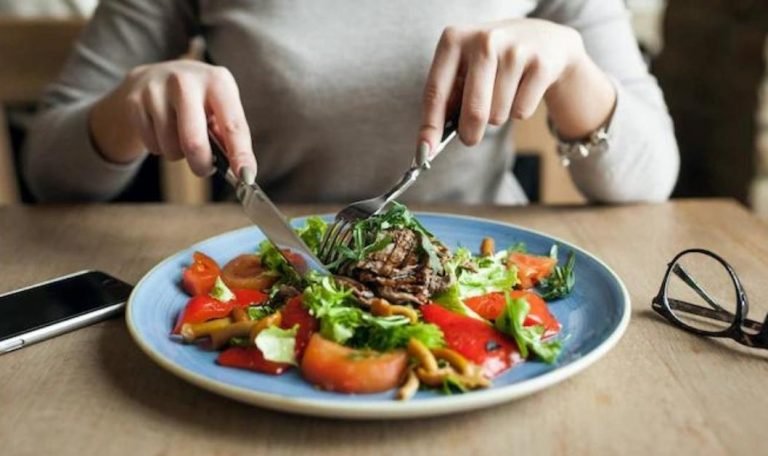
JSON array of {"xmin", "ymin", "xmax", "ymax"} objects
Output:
[
  {"xmin": 531, "ymin": 0, "xmax": 680, "ymax": 202},
  {"xmin": 22, "ymin": 0, "xmax": 197, "ymax": 202}
]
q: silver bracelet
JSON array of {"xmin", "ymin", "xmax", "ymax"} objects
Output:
[{"xmin": 548, "ymin": 117, "xmax": 611, "ymax": 167}]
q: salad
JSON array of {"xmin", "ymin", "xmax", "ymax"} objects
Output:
[{"xmin": 172, "ymin": 204, "xmax": 575, "ymax": 399}]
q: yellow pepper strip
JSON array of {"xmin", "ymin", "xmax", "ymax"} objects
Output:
[{"xmin": 180, "ymin": 318, "xmax": 232, "ymax": 343}]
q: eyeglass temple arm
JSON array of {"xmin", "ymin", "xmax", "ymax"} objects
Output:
[
  {"xmin": 672, "ymin": 264, "xmax": 729, "ymax": 314},
  {"xmin": 666, "ymin": 298, "xmax": 764, "ymax": 332}
]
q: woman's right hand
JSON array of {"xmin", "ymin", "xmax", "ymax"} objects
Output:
[{"xmin": 89, "ymin": 60, "xmax": 256, "ymax": 180}]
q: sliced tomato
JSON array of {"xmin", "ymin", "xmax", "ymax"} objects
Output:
[
  {"xmin": 280, "ymin": 296, "xmax": 319, "ymax": 359},
  {"xmin": 300, "ymin": 334, "xmax": 407, "ymax": 394},
  {"xmin": 464, "ymin": 293, "xmax": 508, "ymax": 321},
  {"xmin": 508, "ymin": 252, "xmax": 556, "ymax": 289},
  {"xmin": 421, "ymin": 303, "xmax": 520, "ymax": 378},
  {"xmin": 182, "ymin": 251, "xmax": 221, "ymax": 296},
  {"xmin": 216, "ymin": 346, "xmax": 290, "ymax": 375},
  {"xmin": 464, "ymin": 290, "xmax": 561, "ymax": 337},
  {"xmin": 172, "ymin": 295, "xmax": 233, "ymax": 334},
  {"xmin": 221, "ymin": 254, "xmax": 277, "ymax": 291},
  {"xmin": 232, "ymin": 288, "xmax": 269, "ymax": 307}
]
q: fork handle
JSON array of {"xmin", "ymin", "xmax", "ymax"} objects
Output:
[
  {"xmin": 417, "ymin": 111, "xmax": 459, "ymax": 168},
  {"xmin": 383, "ymin": 114, "xmax": 459, "ymax": 204}
]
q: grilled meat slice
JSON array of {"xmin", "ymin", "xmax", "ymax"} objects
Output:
[{"xmin": 343, "ymin": 228, "xmax": 452, "ymax": 305}]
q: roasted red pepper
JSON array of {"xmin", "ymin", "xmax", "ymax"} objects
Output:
[
  {"xmin": 216, "ymin": 346, "xmax": 290, "ymax": 375},
  {"xmin": 171, "ymin": 288, "xmax": 268, "ymax": 334},
  {"xmin": 232, "ymin": 289, "xmax": 269, "ymax": 307},
  {"xmin": 280, "ymin": 296, "xmax": 318, "ymax": 359},
  {"xmin": 421, "ymin": 303, "xmax": 520, "ymax": 378}
]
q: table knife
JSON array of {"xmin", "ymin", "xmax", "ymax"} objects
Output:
[{"xmin": 208, "ymin": 132, "xmax": 330, "ymax": 277}]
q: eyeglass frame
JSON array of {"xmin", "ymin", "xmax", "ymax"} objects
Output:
[{"xmin": 651, "ymin": 248, "xmax": 768, "ymax": 349}]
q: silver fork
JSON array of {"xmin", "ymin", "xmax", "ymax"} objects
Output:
[{"xmin": 317, "ymin": 116, "xmax": 459, "ymax": 266}]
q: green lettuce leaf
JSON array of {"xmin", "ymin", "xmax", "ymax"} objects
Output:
[
  {"xmin": 254, "ymin": 325, "xmax": 298, "ymax": 365},
  {"xmin": 209, "ymin": 276, "xmax": 234, "ymax": 302},
  {"xmin": 432, "ymin": 283, "xmax": 484, "ymax": 320},
  {"xmin": 295, "ymin": 216, "xmax": 327, "ymax": 255},
  {"xmin": 302, "ymin": 275, "xmax": 445, "ymax": 350},
  {"xmin": 257, "ymin": 240, "xmax": 300, "ymax": 287},
  {"xmin": 494, "ymin": 293, "xmax": 562, "ymax": 364},
  {"xmin": 457, "ymin": 250, "xmax": 519, "ymax": 298},
  {"xmin": 302, "ymin": 276, "xmax": 361, "ymax": 344}
]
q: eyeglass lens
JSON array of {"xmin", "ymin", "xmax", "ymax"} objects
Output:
[{"xmin": 665, "ymin": 251, "xmax": 738, "ymax": 333}]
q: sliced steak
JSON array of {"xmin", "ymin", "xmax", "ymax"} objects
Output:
[{"xmin": 341, "ymin": 228, "xmax": 452, "ymax": 305}]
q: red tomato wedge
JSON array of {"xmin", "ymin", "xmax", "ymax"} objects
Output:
[
  {"xmin": 421, "ymin": 304, "xmax": 520, "ymax": 378},
  {"xmin": 508, "ymin": 252, "xmax": 556, "ymax": 289},
  {"xmin": 182, "ymin": 251, "xmax": 221, "ymax": 296},
  {"xmin": 463, "ymin": 290, "xmax": 561, "ymax": 337},
  {"xmin": 300, "ymin": 334, "xmax": 408, "ymax": 394},
  {"xmin": 221, "ymin": 254, "xmax": 277, "ymax": 291},
  {"xmin": 279, "ymin": 296, "xmax": 318, "ymax": 359},
  {"xmin": 216, "ymin": 346, "xmax": 290, "ymax": 375}
]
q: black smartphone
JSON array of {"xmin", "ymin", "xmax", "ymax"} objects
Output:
[{"xmin": 0, "ymin": 270, "xmax": 133, "ymax": 354}]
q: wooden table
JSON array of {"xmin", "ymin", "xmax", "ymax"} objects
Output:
[{"xmin": 2, "ymin": 199, "xmax": 767, "ymax": 455}]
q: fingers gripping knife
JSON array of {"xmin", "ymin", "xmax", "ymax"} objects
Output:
[{"xmin": 208, "ymin": 132, "xmax": 330, "ymax": 276}]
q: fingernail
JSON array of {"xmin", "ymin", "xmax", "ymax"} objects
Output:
[
  {"xmin": 416, "ymin": 141, "xmax": 431, "ymax": 168},
  {"xmin": 240, "ymin": 166, "xmax": 256, "ymax": 185}
]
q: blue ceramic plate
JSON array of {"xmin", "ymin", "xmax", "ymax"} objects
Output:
[{"xmin": 126, "ymin": 213, "xmax": 630, "ymax": 419}]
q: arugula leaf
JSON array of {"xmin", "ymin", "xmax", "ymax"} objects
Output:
[
  {"xmin": 441, "ymin": 375, "xmax": 469, "ymax": 395},
  {"xmin": 247, "ymin": 305, "xmax": 277, "ymax": 321},
  {"xmin": 509, "ymin": 242, "xmax": 527, "ymax": 253},
  {"xmin": 209, "ymin": 276, "xmax": 234, "ymax": 302},
  {"xmin": 352, "ymin": 317, "xmax": 445, "ymax": 352},
  {"xmin": 494, "ymin": 292, "xmax": 562, "ymax": 364},
  {"xmin": 295, "ymin": 216, "xmax": 328, "ymax": 255},
  {"xmin": 538, "ymin": 247, "xmax": 576, "ymax": 300},
  {"xmin": 255, "ymin": 325, "xmax": 298, "ymax": 365},
  {"xmin": 327, "ymin": 203, "xmax": 444, "ymax": 274},
  {"xmin": 227, "ymin": 336, "xmax": 251, "ymax": 347}
]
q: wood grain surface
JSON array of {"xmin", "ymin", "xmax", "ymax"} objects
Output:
[{"xmin": 1, "ymin": 200, "xmax": 766, "ymax": 456}]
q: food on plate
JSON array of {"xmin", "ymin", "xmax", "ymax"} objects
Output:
[{"xmin": 171, "ymin": 203, "xmax": 575, "ymax": 399}]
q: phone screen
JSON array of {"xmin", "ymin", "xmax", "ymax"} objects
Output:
[{"xmin": 0, "ymin": 271, "xmax": 133, "ymax": 340}]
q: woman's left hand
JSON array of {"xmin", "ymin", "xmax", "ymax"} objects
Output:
[{"xmin": 418, "ymin": 19, "xmax": 589, "ymax": 153}]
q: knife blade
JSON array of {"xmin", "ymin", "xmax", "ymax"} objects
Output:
[{"xmin": 208, "ymin": 132, "xmax": 330, "ymax": 277}]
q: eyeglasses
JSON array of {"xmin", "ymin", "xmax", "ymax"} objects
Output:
[{"xmin": 651, "ymin": 248, "xmax": 768, "ymax": 349}]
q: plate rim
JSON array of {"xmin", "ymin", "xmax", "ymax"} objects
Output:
[{"xmin": 126, "ymin": 212, "xmax": 631, "ymax": 419}]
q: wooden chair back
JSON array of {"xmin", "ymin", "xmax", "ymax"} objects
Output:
[{"xmin": 0, "ymin": 18, "xmax": 86, "ymax": 205}]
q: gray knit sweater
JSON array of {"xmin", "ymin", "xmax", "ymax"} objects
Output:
[{"xmin": 22, "ymin": 0, "xmax": 679, "ymax": 204}]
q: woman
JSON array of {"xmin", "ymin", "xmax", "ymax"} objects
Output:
[{"xmin": 22, "ymin": 0, "xmax": 679, "ymax": 204}]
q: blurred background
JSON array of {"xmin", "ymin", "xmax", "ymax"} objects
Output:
[{"xmin": 0, "ymin": 0, "xmax": 766, "ymax": 213}]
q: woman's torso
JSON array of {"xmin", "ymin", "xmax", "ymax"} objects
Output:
[{"xmin": 199, "ymin": 0, "xmax": 537, "ymax": 203}]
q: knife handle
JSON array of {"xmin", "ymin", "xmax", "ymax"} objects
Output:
[{"xmin": 209, "ymin": 131, "xmax": 238, "ymax": 187}]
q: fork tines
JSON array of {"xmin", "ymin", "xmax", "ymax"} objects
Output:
[{"xmin": 318, "ymin": 219, "xmax": 354, "ymax": 266}]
